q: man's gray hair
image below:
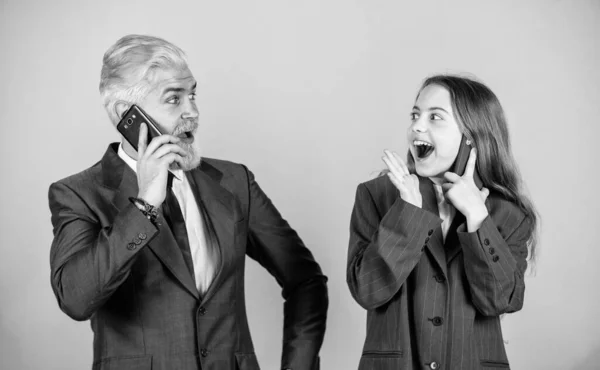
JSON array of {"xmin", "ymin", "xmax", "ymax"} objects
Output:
[{"xmin": 99, "ymin": 34, "xmax": 188, "ymax": 124}]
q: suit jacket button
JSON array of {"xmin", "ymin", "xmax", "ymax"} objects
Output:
[
  {"xmin": 127, "ymin": 243, "xmax": 136, "ymax": 250},
  {"xmin": 492, "ymin": 255, "xmax": 500, "ymax": 262},
  {"xmin": 425, "ymin": 237, "xmax": 430, "ymax": 243},
  {"xmin": 429, "ymin": 362, "xmax": 440, "ymax": 369},
  {"xmin": 134, "ymin": 238, "xmax": 142, "ymax": 245},
  {"xmin": 484, "ymin": 238, "xmax": 490, "ymax": 246},
  {"xmin": 428, "ymin": 229, "xmax": 434, "ymax": 236},
  {"xmin": 434, "ymin": 275, "xmax": 446, "ymax": 283},
  {"xmin": 432, "ymin": 316, "xmax": 443, "ymax": 326},
  {"xmin": 199, "ymin": 306, "xmax": 207, "ymax": 315},
  {"xmin": 138, "ymin": 233, "xmax": 147, "ymax": 240},
  {"xmin": 200, "ymin": 348, "xmax": 209, "ymax": 357},
  {"xmin": 489, "ymin": 247, "xmax": 495, "ymax": 255}
]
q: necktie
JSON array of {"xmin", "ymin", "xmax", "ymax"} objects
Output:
[
  {"xmin": 163, "ymin": 173, "xmax": 195, "ymax": 279},
  {"xmin": 434, "ymin": 184, "xmax": 453, "ymax": 242}
]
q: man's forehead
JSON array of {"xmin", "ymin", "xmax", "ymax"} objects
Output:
[{"xmin": 150, "ymin": 68, "xmax": 196, "ymax": 91}]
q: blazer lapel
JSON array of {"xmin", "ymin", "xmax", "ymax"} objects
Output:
[
  {"xmin": 419, "ymin": 177, "xmax": 448, "ymax": 276},
  {"xmin": 103, "ymin": 144, "xmax": 200, "ymax": 300},
  {"xmin": 186, "ymin": 162, "xmax": 238, "ymax": 305}
]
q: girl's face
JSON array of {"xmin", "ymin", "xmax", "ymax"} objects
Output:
[{"xmin": 408, "ymin": 84, "xmax": 462, "ymax": 181}]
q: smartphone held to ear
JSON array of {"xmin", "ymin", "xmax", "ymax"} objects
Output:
[
  {"xmin": 116, "ymin": 105, "xmax": 163, "ymax": 152},
  {"xmin": 451, "ymin": 136, "xmax": 484, "ymax": 189}
]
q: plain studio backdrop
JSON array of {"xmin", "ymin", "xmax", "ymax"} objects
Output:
[{"xmin": 1, "ymin": 0, "xmax": 599, "ymax": 369}]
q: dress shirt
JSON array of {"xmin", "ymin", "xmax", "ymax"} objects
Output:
[{"xmin": 118, "ymin": 144, "xmax": 219, "ymax": 294}]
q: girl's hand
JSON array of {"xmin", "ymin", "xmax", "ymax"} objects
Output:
[
  {"xmin": 442, "ymin": 148, "xmax": 490, "ymax": 231},
  {"xmin": 382, "ymin": 150, "xmax": 422, "ymax": 208}
]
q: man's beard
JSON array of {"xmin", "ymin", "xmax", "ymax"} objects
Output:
[
  {"xmin": 169, "ymin": 139, "xmax": 202, "ymax": 171},
  {"xmin": 169, "ymin": 120, "xmax": 202, "ymax": 171}
]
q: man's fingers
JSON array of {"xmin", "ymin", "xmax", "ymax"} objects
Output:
[
  {"xmin": 144, "ymin": 134, "xmax": 181, "ymax": 157},
  {"xmin": 162, "ymin": 153, "xmax": 185, "ymax": 167},
  {"xmin": 152, "ymin": 144, "xmax": 188, "ymax": 159},
  {"xmin": 138, "ymin": 123, "xmax": 148, "ymax": 156},
  {"xmin": 464, "ymin": 148, "xmax": 477, "ymax": 178}
]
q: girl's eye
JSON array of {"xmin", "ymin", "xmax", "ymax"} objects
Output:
[
  {"xmin": 410, "ymin": 112, "xmax": 419, "ymax": 121},
  {"xmin": 429, "ymin": 113, "xmax": 442, "ymax": 121}
]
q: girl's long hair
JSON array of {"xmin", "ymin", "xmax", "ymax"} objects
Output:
[{"xmin": 408, "ymin": 75, "xmax": 539, "ymax": 263}]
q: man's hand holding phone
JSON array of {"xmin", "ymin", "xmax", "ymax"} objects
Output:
[{"xmin": 135, "ymin": 123, "xmax": 187, "ymax": 208}]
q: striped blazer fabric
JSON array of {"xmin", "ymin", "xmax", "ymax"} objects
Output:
[{"xmin": 347, "ymin": 175, "xmax": 531, "ymax": 370}]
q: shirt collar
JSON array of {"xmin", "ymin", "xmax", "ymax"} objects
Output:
[{"xmin": 117, "ymin": 143, "xmax": 184, "ymax": 181}]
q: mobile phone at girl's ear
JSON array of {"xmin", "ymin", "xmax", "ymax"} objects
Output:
[
  {"xmin": 451, "ymin": 135, "xmax": 484, "ymax": 189},
  {"xmin": 116, "ymin": 105, "xmax": 163, "ymax": 152}
]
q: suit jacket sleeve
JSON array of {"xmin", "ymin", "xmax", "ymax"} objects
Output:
[
  {"xmin": 242, "ymin": 167, "xmax": 328, "ymax": 370},
  {"xmin": 347, "ymin": 183, "xmax": 442, "ymax": 310},
  {"xmin": 457, "ymin": 205, "xmax": 531, "ymax": 316},
  {"xmin": 48, "ymin": 181, "xmax": 159, "ymax": 321}
]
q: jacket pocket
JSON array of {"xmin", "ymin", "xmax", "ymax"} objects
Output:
[
  {"xmin": 359, "ymin": 351, "xmax": 404, "ymax": 370},
  {"xmin": 92, "ymin": 354, "xmax": 152, "ymax": 370},
  {"xmin": 235, "ymin": 352, "xmax": 260, "ymax": 370},
  {"xmin": 481, "ymin": 360, "xmax": 510, "ymax": 369},
  {"xmin": 362, "ymin": 350, "xmax": 403, "ymax": 358}
]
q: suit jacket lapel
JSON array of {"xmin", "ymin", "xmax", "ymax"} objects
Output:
[
  {"xmin": 103, "ymin": 144, "xmax": 200, "ymax": 300},
  {"xmin": 419, "ymin": 177, "xmax": 448, "ymax": 276},
  {"xmin": 186, "ymin": 161, "xmax": 238, "ymax": 305}
]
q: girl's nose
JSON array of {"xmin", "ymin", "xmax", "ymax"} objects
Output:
[{"xmin": 411, "ymin": 117, "xmax": 427, "ymax": 133}]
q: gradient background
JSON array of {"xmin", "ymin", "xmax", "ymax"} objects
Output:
[{"xmin": 1, "ymin": 0, "xmax": 599, "ymax": 369}]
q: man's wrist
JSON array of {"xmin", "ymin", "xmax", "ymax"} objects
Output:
[{"xmin": 129, "ymin": 197, "xmax": 160, "ymax": 225}]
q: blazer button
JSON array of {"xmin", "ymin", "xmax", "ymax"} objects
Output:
[
  {"xmin": 434, "ymin": 275, "xmax": 446, "ymax": 283},
  {"xmin": 428, "ymin": 229, "xmax": 434, "ymax": 236},
  {"xmin": 138, "ymin": 233, "xmax": 147, "ymax": 240},
  {"xmin": 200, "ymin": 348, "xmax": 209, "ymax": 357},
  {"xmin": 489, "ymin": 247, "xmax": 495, "ymax": 255},
  {"xmin": 492, "ymin": 255, "xmax": 500, "ymax": 262},
  {"xmin": 432, "ymin": 316, "xmax": 443, "ymax": 326},
  {"xmin": 134, "ymin": 238, "xmax": 142, "ymax": 245},
  {"xmin": 484, "ymin": 238, "xmax": 490, "ymax": 246},
  {"xmin": 127, "ymin": 243, "xmax": 136, "ymax": 250},
  {"xmin": 425, "ymin": 237, "xmax": 430, "ymax": 243},
  {"xmin": 199, "ymin": 306, "xmax": 207, "ymax": 315},
  {"xmin": 429, "ymin": 361, "xmax": 440, "ymax": 369}
]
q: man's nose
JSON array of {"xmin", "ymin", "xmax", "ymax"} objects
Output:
[{"xmin": 182, "ymin": 99, "xmax": 199, "ymax": 119}]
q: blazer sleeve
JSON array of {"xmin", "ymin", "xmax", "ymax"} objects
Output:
[
  {"xmin": 242, "ymin": 167, "xmax": 328, "ymax": 370},
  {"xmin": 48, "ymin": 181, "xmax": 159, "ymax": 321},
  {"xmin": 457, "ymin": 205, "xmax": 532, "ymax": 316},
  {"xmin": 347, "ymin": 183, "xmax": 442, "ymax": 310}
]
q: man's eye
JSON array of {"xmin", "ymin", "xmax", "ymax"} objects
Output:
[
  {"xmin": 189, "ymin": 93, "xmax": 196, "ymax": 101},
  {"xmin": 167, "ymin": 96, "xmax": 180, "ymax": 104}
]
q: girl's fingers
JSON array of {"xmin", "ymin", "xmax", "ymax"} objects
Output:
[
  {"xmin": 464, "ymin": 148, "xmax": 477, "ymax": 178},
  {"xmin": 443, "ymin": 171, "xmax": 461, "ymax": 183},
  {"xmin": 391, "ymin": 151, "xmax": 410, "ymax": 175}
]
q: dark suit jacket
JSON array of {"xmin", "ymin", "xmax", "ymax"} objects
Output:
[
  {"xmin": 49, "ymin": 143, "xmax": 328, "ymax": 370},
  {"xmin": 347, "ymin": 175, "xmax": 531, "ymax": 370}
]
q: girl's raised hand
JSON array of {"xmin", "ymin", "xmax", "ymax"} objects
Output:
[
  {"xmin": 442, "ymin": 148, "xmax": 490, "ymax": 231},
  {"xmin": 383, "ymin": 150, "xmax": 422, "ymax": 208}
]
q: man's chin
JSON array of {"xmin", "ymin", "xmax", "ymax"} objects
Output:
[{"xmin": 170, "ymin": 156, "xmax": 202, "ymax": 172}]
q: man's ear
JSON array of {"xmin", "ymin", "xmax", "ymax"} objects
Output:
[{"xmin": 114, "ymin": 100, "xmax": 131, "ymax": 121}]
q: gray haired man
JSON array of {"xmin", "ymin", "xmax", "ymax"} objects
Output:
[{"xmin": 48, "ymin": 34, "xmax": 328, "ymax": 370}]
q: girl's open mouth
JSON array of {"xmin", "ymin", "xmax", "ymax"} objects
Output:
[{"xmin": 413, "ymin": 140, "xmax": 434, "ymax": 159}]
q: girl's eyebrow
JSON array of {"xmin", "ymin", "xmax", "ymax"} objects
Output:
[{"xmin": 412, "ymin": 105, "xmax": 449, "ymax": 114}]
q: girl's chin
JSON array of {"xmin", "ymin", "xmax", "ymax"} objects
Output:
[{"xmin": 414, "ymin": 164, "xmax": 450, "ymax": 180}]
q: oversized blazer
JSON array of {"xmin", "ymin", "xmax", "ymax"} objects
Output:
[
  {"xmin": 347, "ymin": 175, "xmax": 531, "ymax": 370},
  {"xmin": 49, "ymin": 143, "xmax": 328, "ymax": 370}
]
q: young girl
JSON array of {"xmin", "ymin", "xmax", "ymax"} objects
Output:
[{"xmin": 346, "ymin": 75, "xmax": 538, "ymax": 370}]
